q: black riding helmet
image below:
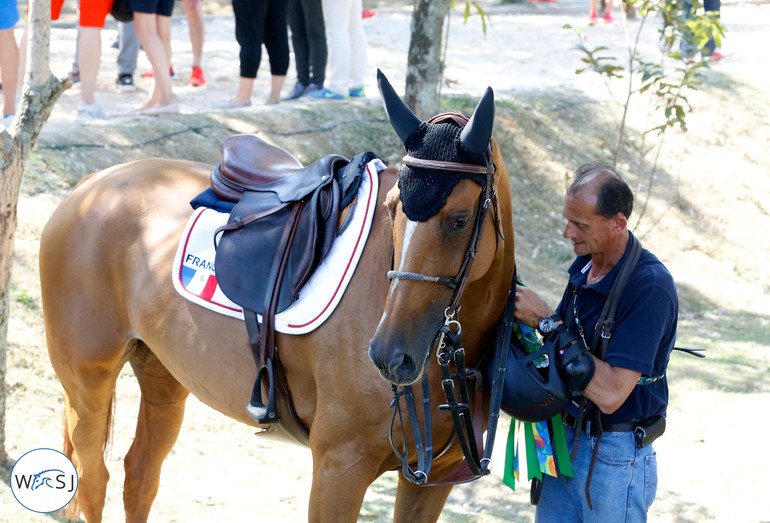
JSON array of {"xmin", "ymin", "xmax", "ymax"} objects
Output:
[{"xmin": 493, "ymin": 338, "xmax": 572, "ymax": 423}]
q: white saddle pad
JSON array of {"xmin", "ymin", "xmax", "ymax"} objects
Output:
[{"xmin": 172, "ymin": 159, "xmax": 384, "ymax": 334}]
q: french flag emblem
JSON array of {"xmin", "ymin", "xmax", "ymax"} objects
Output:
[{"xmin": 181, "ymin": 265, "xmax": 219, "ymax": 301}]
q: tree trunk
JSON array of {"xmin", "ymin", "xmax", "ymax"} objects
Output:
[
  {"xmin": 0, "ymin": 0, "xmax": 70, "ymax": 465},
  {"xmin": 405, "ymin": 0, "xmax": 451, "ymax": 119}
]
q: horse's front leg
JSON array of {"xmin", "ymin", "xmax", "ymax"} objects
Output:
[
  {"xmin": 307, "ymin": 433, "xmax": 381, "ymax": 523},
  {"xmin": 393, "ymin": 474, "xmax": 453, "ymax": 523}
]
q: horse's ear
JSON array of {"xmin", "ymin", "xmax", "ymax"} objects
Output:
[
  {"xmin": 384, "ymin": 182, "xmax": 401, "ymax": 223},
  {"xmin": 459, "ymin": 87, "xmax": 495, "ymax": 155},
  {"xmin": 377, "ymin": 69, "xmax": 421, "ymax": 145}
]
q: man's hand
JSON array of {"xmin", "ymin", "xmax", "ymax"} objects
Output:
[
  {"xmin": 514, "ymin": 285, "xmax": 556, "ymax": 328},
  {"xmin": 551, "ymin": 330, "xmax": 595, "ymax": 395}
]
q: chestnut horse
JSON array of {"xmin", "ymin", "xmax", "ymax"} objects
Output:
[{"xmin": 39, "ymin": 73, "xmax": 515, "ymax": 522}]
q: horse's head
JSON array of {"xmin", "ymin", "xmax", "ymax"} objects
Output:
[{"xmin": 369, "ymin": 70, "xmax": 514, "ymax": 386}]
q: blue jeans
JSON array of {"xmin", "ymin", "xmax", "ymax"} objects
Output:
[
  {"xmin": 535, "ymin": 425, "xmax": 658, "ymax": 523},
  {"xmin": 680, "ymin": 0, "xmax": 721, "ymax": 57}
]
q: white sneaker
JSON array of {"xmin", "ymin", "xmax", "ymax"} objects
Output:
[
  {"xmin": 1, "ymin": 113, "xmax": 14, "ymax": 129},
  {"xmin": 77, "ymin": 101, "xmax": 107, "ymax": 120}
]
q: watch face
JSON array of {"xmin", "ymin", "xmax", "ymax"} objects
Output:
[{"xmin": 539, "ymin": 317, "xmax": 555, "ymax": 334}]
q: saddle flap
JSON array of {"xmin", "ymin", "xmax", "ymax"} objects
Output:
[{"xmin": 215, "ymin": 176, "xmax": 341, "ymax": 314}]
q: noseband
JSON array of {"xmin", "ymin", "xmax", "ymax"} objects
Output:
[{"xmin": 386, "ymin": 113, "xmax": 510, "ymax": 485}]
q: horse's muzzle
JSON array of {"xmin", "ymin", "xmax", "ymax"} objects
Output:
[{"xmin": 368, "ymin": 337, "xmax": 431, "ymax": 386}]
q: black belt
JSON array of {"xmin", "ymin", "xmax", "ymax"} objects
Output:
[
  {"xmin": 562, "ymin": 411, "xmax": 665, "ymax": 448},
  {"xmin": 563, "ymin": 411, "xmax": 636, "ymax": 435}
]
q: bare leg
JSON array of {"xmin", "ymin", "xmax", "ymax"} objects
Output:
[
  {"xmin": 231, "ymin": 76, "xmax": 254, "ymax": 106},
  {"xmin": 78, "ymin": 27, "xmax": 102, "ymax": 105},
  {"xmin": 267, "ymin": 74, "xmax": 286, "ymax": 104},
  {"xmin": 182, "ymin": 0, "xmax": 205, "ymax": 68},
  {"xmin": 133, "ymin": 12, "xmax": 176, "ymax": 110},
  {"xmin": 0, "ymin": 28, "xmax": 19, "ymax": 116}
]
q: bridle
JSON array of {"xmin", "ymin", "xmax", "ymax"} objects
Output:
[{"xmin": 385, "ymin": 113, "xmax": 512, "ymax": 485}]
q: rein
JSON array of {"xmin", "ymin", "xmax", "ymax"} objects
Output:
[{"xmin": 386, "ymin": 117, "xmax": 510, "ymax": 484}]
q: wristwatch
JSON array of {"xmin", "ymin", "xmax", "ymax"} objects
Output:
[{"xmin": 537, "ymin": 314, "xmax": 562, "ymax": 336}]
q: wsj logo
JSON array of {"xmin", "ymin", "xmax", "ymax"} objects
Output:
[{"xmin": 11, "ymin": 448, "xmax": 78, "ymax": 513}]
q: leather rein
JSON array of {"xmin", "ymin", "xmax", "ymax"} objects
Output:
[{"xmin": 386, "ymin": 116, "xmax": 512, "ymax": 485}]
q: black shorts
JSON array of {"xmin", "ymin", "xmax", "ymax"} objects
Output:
[{"xmin": 130, "ymin": 0, "xmax": 174, "ymax": 16}]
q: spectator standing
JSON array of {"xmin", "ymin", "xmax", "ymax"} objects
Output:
[
  {"xmin": 310, "ymin": 0, "xmax": 367, "ymax": 100},
  {"xmin": 283, "ymin": 0, "xmax": 326, "ymax": 100},
  {"xmin": 227, "ymin": 0, "xmax": 289, "ymax": 106},
  {"xmin": 131, "ymin": 0, "xmax": 179, "ymax": 114}
]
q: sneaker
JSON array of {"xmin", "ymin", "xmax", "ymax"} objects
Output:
[
  {"xmin": 308, "ymin": 87, "xmax": 348, "ymax": 100},
  {"xmin": 188, "ymin": 66, "xmax": 205, "ymax": 86},
  {"xmin": 705, "ymin": 51, "xmax": 723, "ymax": 63},
  {"xmin": 283, "ymin": 81, "xmax": 308, "ymax": 100},
  {"xmin": 2, "ymin": 113, "xmax": 15, "ymax": 128},
  {"xmin": 142, "ymin": 66, "xmax": 175, "ymax": 78},
  {"xmin": 116, "ymin": 74, "xmax": 136, "ymax": 92},
  {"xmin": 604, "ymin": 11, "xmax": 614, "ymax": 23},
  {"xmin": 362, "ymin": 8, "xmax": 377, "ymax": 18},
  {"xmin": 589, "ymin": 10, "xmax": 598, "ymax": 23},
  {"xmin": 77, "ymin": 101, "xmax": 106, "ymax": 120},
  {"xmin": 348, "ymin": 86, "xmax": 366, "ymax": 98},
  {"xmin": 69, "ymin": 69, "xmax": 80, "ymax": 84},
  {"xmin": 303, "ymin": 83, "xmax": 322, "ymax": 97}
]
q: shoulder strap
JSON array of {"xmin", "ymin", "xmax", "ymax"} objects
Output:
[{"xmin": 590, "ymin": 234, "xmax": 642, "ymax": 360}]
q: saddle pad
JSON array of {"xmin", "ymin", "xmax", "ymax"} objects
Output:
[{"xmin": 172, "ymin": 158, "xmax": 384, "ymax": 334}]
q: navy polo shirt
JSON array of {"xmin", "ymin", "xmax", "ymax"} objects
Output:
[{"xmin": 555, "ymin": 232, "xmax": 678, "ymax": 424}]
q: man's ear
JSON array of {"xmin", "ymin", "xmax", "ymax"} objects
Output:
[
  {"xmin": 384, "ymin": 183, "xmax": 400, "ymax": 223},
  {"xmin": 614, "ymin": 213, "xmax": 628, "ymax": 232}
]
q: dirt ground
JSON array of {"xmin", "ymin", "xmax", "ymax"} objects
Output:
[{"xmin": 2, "ymin": 1, "xmax": 770, "ymax": 522}]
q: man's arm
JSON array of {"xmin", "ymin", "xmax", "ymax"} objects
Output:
[
  {"xmin": 515, "ymin": 285, "xmax": 639, "ymax": 413},
  {"xmin": 583, "ymin": 357, "xmax": 640, "ymax": 414}
]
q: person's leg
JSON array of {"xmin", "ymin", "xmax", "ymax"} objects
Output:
[
  {"xmin": 320, "ymin": 0, "xmax": 350, "ymax": 96},
  {"xmin": 77, "ymin": 27, "xmax": 102, "ymax": 106},
  {"xmin": 303, "ymin": 0, "xmax": 326, "ymax": 87},
  {"xmin": 347, "ymin": 0, "xmax": 366, "ymax": 94},
  {"xmin": 702, "ymin": 0, "xmax": 721, "ymax": 56},
  {"xmin": 0, "ymin": 28, "xmax": 19, "ymax": 119},
  {"xmin": 182, "ymin": 0, "xmax": 205, "ymax": 85},
  {"xmin": 133, "ymin": 11, "xmax": 176, "ymax": 110},
  {"xmin": 287, "ymin": 0, "xmax": 309, "ymax": 86},
  {"xmin": 231, "ymin": 0, "xmax": 265, "ymax": 105},
  {"xmin": 263, "ymin": 0, "xmax": 289, "ymax": 103},
  {"xmin": 589, "ymin": 0, "xmax": 599, "ymax": 20},
  {"xmin": 117, "ymin": 21, "xmax": 139, "ymax": 76}
]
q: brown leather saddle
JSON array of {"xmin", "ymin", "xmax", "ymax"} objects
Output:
[{"xmin": 211, "ymin": 134, "xmax": 350, "ymax": 439}]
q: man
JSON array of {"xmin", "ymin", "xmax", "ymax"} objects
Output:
[{"xmin": 514, "ymin": 163, "xmax": 678, "ymax": 521}]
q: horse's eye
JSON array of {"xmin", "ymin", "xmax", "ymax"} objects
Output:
[{"xmin": 452, "ymin": 216, "xmax": 470, "ymax": 230}]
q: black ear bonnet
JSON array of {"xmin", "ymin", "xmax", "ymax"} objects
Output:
[
  {"xmin": 377, "ymin": 69, "xmax": 495, "ymax": 223},
  {"xmin": 398, "ymin": 121, "xmax": 488, "ymax": 222}
]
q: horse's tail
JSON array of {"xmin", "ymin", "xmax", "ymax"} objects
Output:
[{"xmin": 61, "ymin": 387, "xmax": 116, "ymax": 520}]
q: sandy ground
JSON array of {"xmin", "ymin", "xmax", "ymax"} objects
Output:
[{"xmin": 3, "ymin": 1, "xmax": 770, "ymax": 522}]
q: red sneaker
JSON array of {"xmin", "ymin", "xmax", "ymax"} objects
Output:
[
  {"xmin": 589, "ymin": 10, "xmax": 598, "ymax": 23},
  {"xmin": 141, "ymin": 66, "xmax": 176, "ymax": 79},
  {"xmin": 706, "ymin": 51, "xmax": 723, "ymax": 63},
  {"xmin": 188, "ymin": 66, "xmax": 205, "ymax": 86},
  {"xmin": 362, "ymin": 8, "xmax": 377, "ymax": 18},
  {"xmin": 604, "ymin": 11, "xmax": 614, "ymax": 23}
]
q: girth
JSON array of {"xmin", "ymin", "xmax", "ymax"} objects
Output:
[{"xmin": 212, "ymin": 134, "xmax": 349, "ymax": 441}]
